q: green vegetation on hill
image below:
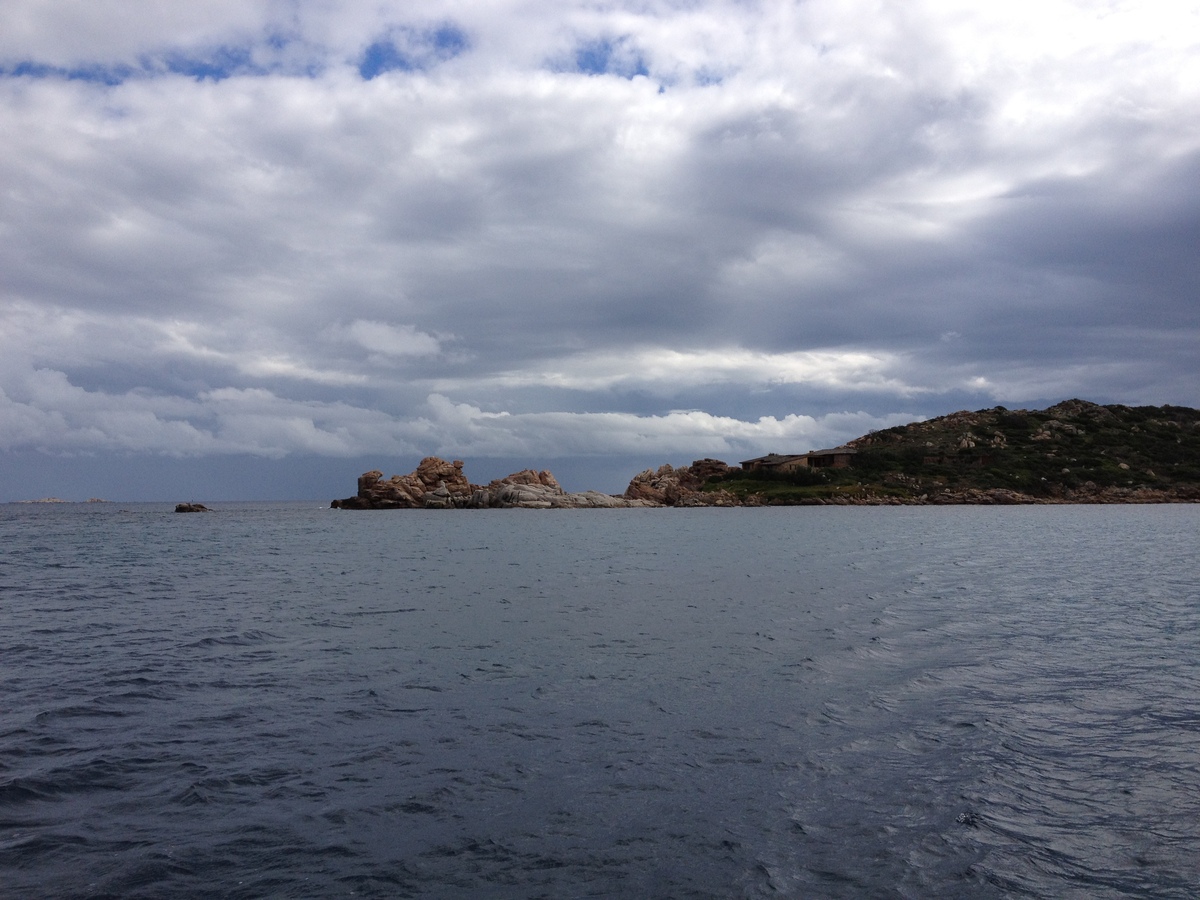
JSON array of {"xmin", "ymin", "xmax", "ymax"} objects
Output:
[{"xmin": 705, "ymin": 400, "xmax": 1200, "ymax": 504}]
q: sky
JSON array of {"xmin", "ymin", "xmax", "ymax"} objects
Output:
[{"xmin": 2, "ymin": 0, "xmax": 1198, "ymax": 500}]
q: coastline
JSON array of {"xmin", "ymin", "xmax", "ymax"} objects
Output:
[{"xmin": 331, "ymin": 400, "xmax": 1200, "ymax": 509}]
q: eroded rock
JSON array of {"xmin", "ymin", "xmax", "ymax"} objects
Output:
[
  {"xmin": 333, "ymin": 458, "xmax": 656, "ymax": 509},
  {"xmin": 623, "ymin": 459, "xmax": 738, "ymax": 506}
]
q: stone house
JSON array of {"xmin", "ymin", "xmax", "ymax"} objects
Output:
[
  {"xmin": 738, "ymin": 453, "xmax": 810, "ymax": 473},
  {"xmin": 805, "ymin": 447, "xmax": 857, "ymax": 468},
  {"xmin": 739, "ymin": 447, "xmax": 856, "ymax": 472}
]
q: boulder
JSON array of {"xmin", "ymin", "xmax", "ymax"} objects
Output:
[
  {"xmin": 492, "ymin": 468, "xmax": 562, "ymax": 491},
  {"xmin": 415, "ymin": 457, "xmax": 473, "ymax": 494},
  {"xmin": 337, "ymin": 458, "xmax": 478, "ymax": 509},
  {"xmin": 489, "ymin": 480, "xmax": 561, "ymax": 508},
  {"xmin": 623, "ymin": 459, "xmax": 738, "ymax": 506}
]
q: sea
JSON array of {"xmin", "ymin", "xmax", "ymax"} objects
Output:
[{"xmin": 1, "ymin": 502, "xmax": 1198, "ymax": 899}]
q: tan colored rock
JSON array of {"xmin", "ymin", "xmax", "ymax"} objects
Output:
[
  {"xmin": 488, "ymin": 469, "xmax": 562, "ymax": 491},
  {"xmin": 414, "ymin": 457, "xmax": 472, "ymax": 493},
  {"xmin": 624, "ymin": 468, "xmax": 668, "ymax": 504},
  {"xmin": 687, "ymin": 458, "xmax": 736, "ymax": 483},
  {"xmin": 490, "ymin": 479, "xmax": 562, "ymax": 508},
  {"xmin": 623, "ymin": 458, "xmax": 738, "ymax": 506},
  {"xmin": 335, "ymin": 457, "xmax": 654, "ymax": 509}
]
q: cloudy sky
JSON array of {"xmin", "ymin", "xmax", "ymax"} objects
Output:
[{"xmin": 2, "ymin": 0, "xmax": 1198, "ymax": 500}]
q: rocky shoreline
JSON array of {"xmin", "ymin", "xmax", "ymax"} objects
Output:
[
  {"xmin": 331, "ymin": 456, "xmax": 1200, "ymax": 510},
  {"xmin": 747, "ymin": 485, "xmax": 1200, "ymax": 505},
  {"xmin": 332, "ymin": 400, "xmax": 1200, "ymax": 509},
  {"xmin": 330, "ymin": 457, "xmax": 745, "ymax": 510}
]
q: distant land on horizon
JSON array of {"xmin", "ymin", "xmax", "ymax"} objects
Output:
[
  {"xmin": 707, "ymin": 398, "xmax": 1200, "ymax": 505},
  {"xmin": 332, "ymin": 399, "xmax": 1200, "ymax": 508},
  {"xmin": 6, "ymin": 399, "xmax": 1197, "ymax": 507}
]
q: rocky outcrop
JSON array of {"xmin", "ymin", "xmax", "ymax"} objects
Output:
[
  {"xmin": 333, "ymin": 456, "xmax": 741, "ymax": 510},
  {"xmin": 332, "ymin": 458, "xmax": 657, "ymax": 510},
  {"xmin": 331, "ymin": 399, "xmax": 1200, "ymax": 509},
  {"xmin": 481, "ymin": 468, "xmax": 564, "ymax": 508},
  {"xmin": 175, "ymin": 503, "xmax": 211, "ymax": 512},
  {"xmin": 334, "ymin": 458, "xmax": 476, "ymax": 509},
  {"xmin": 623, "ymin": 459, "xmax": 740, "ymax": 506}
]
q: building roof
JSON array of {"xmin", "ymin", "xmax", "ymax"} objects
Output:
[
  {"xmin": 738, "ymin": 453, "xmax": 808, "ymax": 467},
  {"xmin": 739, "ymin": 447, "xmax": 857, "ymax": 467}
]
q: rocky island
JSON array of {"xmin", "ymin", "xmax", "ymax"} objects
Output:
[
  {"xmin": 332, "ymin": 456, "xmax": 677, "ymax": 509},
  {"xmin": 333, "ymin": 400, "xmax": 1200, "ymax": 508},
  {"xmin": 331, "ymin": 456, "xmax": 753, "ymax": 509}
]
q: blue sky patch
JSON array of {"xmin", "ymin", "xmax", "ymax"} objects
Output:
[
  {"xmin": 2, "ymin": 41, "xmax": 291, "ymax": 85},
  {"xmin": 431, "ymin": 25, "xmax": 468, "ymax": 57},
  {"xmin": 359, "ymin": 24, "xmax": 469, "ymax": 79},
  {"xmin": 359, "ymin": 41, "xmax": 412, "ymax": 79},
  {"xmin": 3, "ymin": 60, "xmax": 135, "ymax": 85},
  {"xmin": 1, "ymin": 25, "xmax": 468, "ymax": 86},
  {"xmin": 570, "ymin": 38, "xmax": 649, "ymax": 79},
  {"xmin": 163, "ymin": 46, "xmax": 263, "ymax": 81}
]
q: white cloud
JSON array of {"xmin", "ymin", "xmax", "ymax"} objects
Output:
[
  {"xmin": 0, "ymin": 1, "xmax": 276, "ymax": 64},
  {"xmin": 417, "ymin": 393, "xmax": 919, "ymax": 458},
  {"xmin": 0, "ymin": 369, "xmax": 219, "ymax": 454},
  {"xmin": 444, "ymin": 346, "xmax": 925, "ymax": 395},
  {"xmin": 341, "ymin": 320, "xmax": 444, "ymax": 358},
  {"xmin": 0, "ymin": 370, "xmax": 912, "ymax": 461}
]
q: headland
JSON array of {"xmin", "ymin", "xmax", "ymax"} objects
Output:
[{"xmin": 332, "ymin": 399, "xmax": 1200, "ymax": 508}]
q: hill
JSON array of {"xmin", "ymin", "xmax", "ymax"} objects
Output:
[{"xmin": 703, "ymin": 399, "xmax": 1200, "ymax": 504}]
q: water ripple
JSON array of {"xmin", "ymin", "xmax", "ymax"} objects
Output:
[{"xmin": 1, "ymin": 502, "xmax": 1198, "ymax": 897}]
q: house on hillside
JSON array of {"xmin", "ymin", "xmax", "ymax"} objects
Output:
[
  {"xmin": 805, "ymin": 447, "xmax": 857, "ymax": 468},
  {"xmin": 739, "ymin": 453, "xmax": 811, "ymax": 473},
  {"xmin": 739, "ymin": 447, "xmax": 857, "ymax": 472}
]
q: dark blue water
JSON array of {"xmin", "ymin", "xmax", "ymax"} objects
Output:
[{"xmin": 2, "ymin": 503, "xmax": 1198, "ymax": 898}]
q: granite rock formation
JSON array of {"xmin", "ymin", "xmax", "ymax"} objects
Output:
[
  {"xmin": 332, "ymin": 458, "xmax": 657, "ymax": 510},
  {"xmin": 336, "ymin": 458, "xmax": 476, "ymax": 509},
  {"xmin": 331, "ymin": 400, "xmax": 1200, "ymax": 509},
  {"xmin": 623, "ymin": 459, "xmax": 741, "ymax": 506}
]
